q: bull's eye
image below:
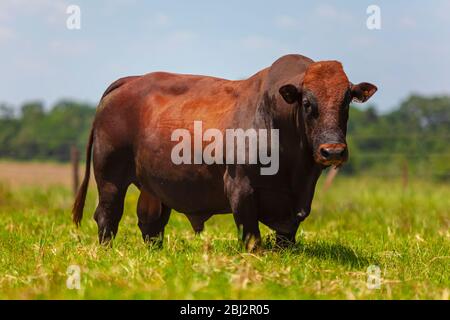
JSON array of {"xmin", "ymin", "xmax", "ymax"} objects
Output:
[
  {"xmin": 303, "ymin": 99, "xmax": 311, "ymax": 112},
  {"xmin": 302, "ymin": 93, "xmax": 318, "ymax": 118}
]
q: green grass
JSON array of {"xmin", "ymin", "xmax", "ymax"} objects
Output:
[{"xmin": 0, "ymin": 176, "xmax": 449, "ymax": 299}]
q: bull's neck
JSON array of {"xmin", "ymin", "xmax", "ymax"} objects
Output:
[{"xmin": 260, "ymin": 92, "xmax": 312, "ymax": 160}]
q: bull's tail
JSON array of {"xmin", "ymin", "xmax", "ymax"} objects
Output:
[{"xmin": 72, "ymin": 125, "xmax": 94, "ymax": 227}]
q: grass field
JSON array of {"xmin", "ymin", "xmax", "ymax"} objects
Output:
[{"xmin": 0, "ymin": 166, "xmax": 449, "ymax": 299}]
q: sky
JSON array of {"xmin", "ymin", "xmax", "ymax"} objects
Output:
[{"xmin": 1, "ymin": 0, "xmax": 449, "ymax": 112}]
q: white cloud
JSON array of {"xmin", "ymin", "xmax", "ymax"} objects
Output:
[
  {"xmin": 0, "ymin": 26, "xmax": 15, "ymax": 44},
  {"xmin": 315, "ymin": 4, "xmax": 352, "ymax": 22},
  {"xmin": 0, "ymin": 0, "xmax": 68, "ymax": 22},
  {"xmin": 434, "ymin": 0, "xmax": 450, "ymax": 22},
  {"xmin": 351, "ymin": 36, "xmax": 375, "ymax": 47},
  {"xmin": 399, "ymin": 17, "xmax": 416, "ymax": 29},
  {"xmin": 141, "ymin": 12, "xmax": 171, "ymax": 32},
  {"xmin": 49, "ymin": 40, "xmax": 93, "ymax": 56},
  {"xmin": 11, "ymin": 55, "xmax": 50, "ymax": 73},
  {"xmin": 158, "ymin": 30, "xmax": 198, "ymax": 50},
  {"xmin": 315, "ymin": 4, "xmax": 338, "ymax": 18},
  {"xmin": 154, "ymin": 12, "xmax": 170, "ymax": 27},
  {"xmin": 274, "ymin": 15, "xmax": 298, "ymax": 29},
  {"xmin": 168, "ymin": 30, "xmax": 197, "ymax": 42},
  {"xmin": 240, "ymin": 35, "xmax": 274, "ymax": 50}
]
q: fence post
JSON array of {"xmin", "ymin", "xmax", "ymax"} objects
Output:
[
  {"xmin": 71, "ymin": 145, "xmax": 80, "ymax": 196},
  {"xmin": 323, "ymin": 166, "xmax": 339, "ymax": 192}
]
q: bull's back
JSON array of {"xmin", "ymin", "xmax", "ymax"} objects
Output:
[{"xmin": 137, "ymin": 72, "xmax": 241, "ymax": 130}]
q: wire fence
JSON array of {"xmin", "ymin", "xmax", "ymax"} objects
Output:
[{"xmin": 0, "ymin": 136, "xmax": 449, "ymax": 195}]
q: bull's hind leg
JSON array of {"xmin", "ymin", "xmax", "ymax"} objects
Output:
[
  {"xmin": 93, "ymin": 148, "xmax": 134, "ymax": 244},
  {"xmin": 94, "ymin": 181, "xmax": 129, "ymax": 244},
  {"xmin": 136, "ymin": 190, "xmax": 171, "ymax": 246}
]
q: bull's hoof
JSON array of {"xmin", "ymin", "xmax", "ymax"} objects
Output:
[
  {"xmin": 143, "ymin": 235, "xmax": 164, "ymax": 249},
  {"xmin": 244, "ymin": 235, "xmax": 262, "ymax": 252},
  {"xmin": 275, "ymin": 233, "xmax": 296, "ymax": 249},
  {"xmin": 98, "ymin": 230, "xmax": 115, "ymax": 247}
]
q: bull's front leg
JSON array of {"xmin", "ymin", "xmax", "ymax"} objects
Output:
[
  {"xmin": 224, "ymin": 166, "xmax": 261, "ymax": 251},
  {"xmin": 232, "ymin": 193, "xmax": 261, "ymax": 251}
]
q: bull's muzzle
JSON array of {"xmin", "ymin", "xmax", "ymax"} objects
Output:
[{"xmin": 317, "ymin": 143, "xmax": 348, "ymax": 166}]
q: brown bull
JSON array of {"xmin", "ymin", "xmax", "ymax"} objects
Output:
[{"xmin": 72, "ymin": 54, "xmax": 377, "ymax": 250}]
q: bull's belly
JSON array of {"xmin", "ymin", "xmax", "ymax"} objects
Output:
[
  {"xmin": 136, "ymin": 162, "xmax": 230, "ymax": 214},
  {"xmin": 153, "ymin": 179, "xmax": 230, "ymax": 214},
  {"xmin": 138, "ymin": 169, "xmax": 301, "ymax": 233}
]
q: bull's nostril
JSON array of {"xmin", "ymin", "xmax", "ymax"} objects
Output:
[
  {"xmin": 339, "ymin": 149, "xmax": 346, "ymax": 157},
  {"xmin": 320, "ymin": 148, "xmax": 330, "ymax": 159}
]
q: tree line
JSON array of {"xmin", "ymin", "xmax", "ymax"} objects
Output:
[{"xmin": 1, "ymin": 94, "xmax": 449, "ymax": 179}]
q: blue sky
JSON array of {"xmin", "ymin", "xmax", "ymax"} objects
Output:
[{"xmin": 1, "ymin": 0, "xmax": 449, "ymax": 112}]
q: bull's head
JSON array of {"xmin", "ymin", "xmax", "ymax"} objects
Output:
[{"xmin": 278, "ymin": 61, "xmax": 377, "ymax": 167}]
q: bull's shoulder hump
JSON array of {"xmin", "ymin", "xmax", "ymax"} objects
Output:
[
  {"xmin": 268, "ymin": 54, "xmax": 314, "ymax": 81},
  {"xmin": 272, "ymin": 54, "xmax": 314, "ymax": 66}
]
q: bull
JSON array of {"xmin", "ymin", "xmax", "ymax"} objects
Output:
[{"xmin": 72, "ymin": 54, "xmax": 377, "ymax": 250}]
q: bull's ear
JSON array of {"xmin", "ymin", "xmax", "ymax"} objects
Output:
[
  {"xmin": 351, "ymin": 82, "xmax": 377, "ymax": 103},
  {"xmin": 279, "ymin": 84, "xmax": 300, "ymax": 104}
]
